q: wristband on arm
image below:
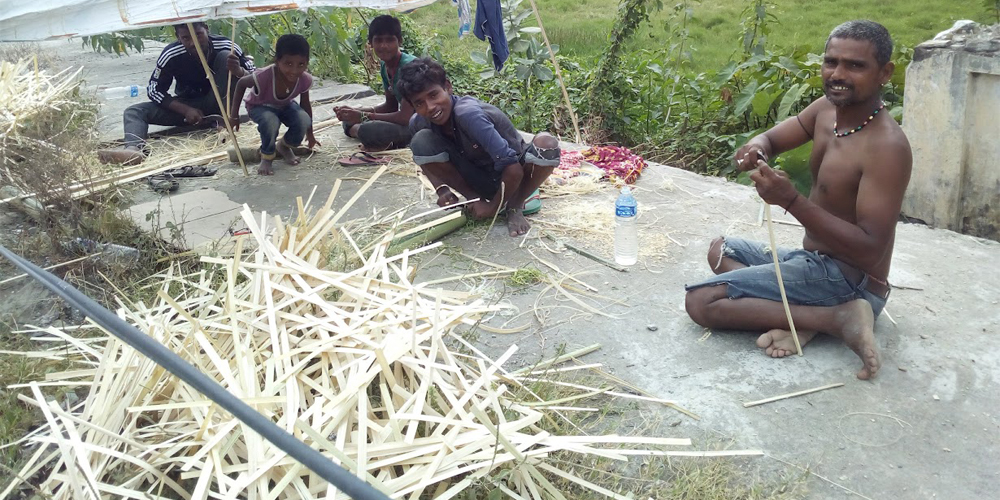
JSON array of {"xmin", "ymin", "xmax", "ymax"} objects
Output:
[{"xmin": 783, "ymin": 193, "xmax": 800, "ymax": 212}]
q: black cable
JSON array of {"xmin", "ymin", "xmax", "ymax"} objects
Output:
[{"xmin": 0, "ymin": 243, "xmax": 390, "ymax": 500}]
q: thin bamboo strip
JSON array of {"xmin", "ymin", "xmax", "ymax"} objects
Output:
[
  {"xmin": 764, "ymin": 203, "xmax": 802, "ymax": 355},
  {"xmin": 742, "ymin": 383, "xmax": 844, "ymax": 408}
]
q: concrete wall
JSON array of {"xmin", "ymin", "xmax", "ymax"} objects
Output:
[{"xmin": 902, "ymin": 23, "xmax": 1000, "ymax": 241}]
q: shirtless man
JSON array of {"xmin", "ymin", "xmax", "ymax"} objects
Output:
[{"xmin": 684, "ymin": 20, "xmax": 912, "ymax": 380}]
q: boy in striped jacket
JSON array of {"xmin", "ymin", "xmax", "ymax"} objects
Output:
[{"xmin": 98, "ymin": 22, "xmax": 254, "ymax": 165}]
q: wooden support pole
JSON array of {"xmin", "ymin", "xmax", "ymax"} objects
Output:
[
  {"xmin": 186, "ymin": 22, "xmax": 248, "ymax": 176},
  {"xmin": 226, "ymin": 19, "xmax": 237, "ymax": 120},
  {"xmin": 526, "ymin": 0, "xmax": 581, "ymax": 143}
]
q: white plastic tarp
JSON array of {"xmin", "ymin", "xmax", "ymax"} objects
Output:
[{"xmin": 0, "ymin": 0, "xmax": 440, "ymax": 41}]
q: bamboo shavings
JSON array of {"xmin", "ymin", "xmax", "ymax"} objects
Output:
[
  {"xmin": 533, "ymin": 196, "xmax": 676, "ymax": 261},
  {"xmin": 0, "ymin": 59, "xmax": 83, "ymax": 144},
  {"xmin": 5, "ymin": 180, "xmax": 759, "ymax": 499}
]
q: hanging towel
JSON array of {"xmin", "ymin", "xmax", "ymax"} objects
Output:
[
  {"xmin": 473, "ymin": 0, "xmax": 509, "ymax": 71},
  {"xmin": 454, "ymin": 0, "xmax": 472, "ymax": 38}
]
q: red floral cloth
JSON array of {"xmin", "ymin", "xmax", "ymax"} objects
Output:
[
  {"xmin": 556, "ymin": 147, "xmax": 647, "ymax": 184},
  {"xmin": 581, "ymin": 146, "xmax": 647, "ymax": 184}
]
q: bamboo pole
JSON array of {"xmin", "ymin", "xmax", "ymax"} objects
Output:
[
  {"xmin": 526, "ymin": 0, "xmax": 581, "ymax": 143},
  {"xmin": 226, "ymin": 19, "xmax": 237, "ymax": 121},
  {"xmin": 186, "ymin": 22, "xmax": 248, "ymax": 176},
  {"xmin": 764, "ymin": 203, "xmax": 802, "ymax": 355}
]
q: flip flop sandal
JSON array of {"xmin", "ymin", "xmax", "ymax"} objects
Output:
[
  {"xmin": 337, "ymin": 151, "xmax": 391, "ymax": 167},
  {"xmin": 148, "ymin": 174, "xmax": 179, "ymax": 193},
  {"xmin": 522, "ymin": 188, "xmax": 542, "ymax": 215},
  {"xmin": 164, "ymin": 165, "xmax": 219, "ymax": 177}
]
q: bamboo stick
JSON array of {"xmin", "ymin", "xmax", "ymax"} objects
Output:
[
  {"xmin": 186, "ymin": 22, "xmax": 248, "ymax": 176},
  {"xmin": 743, "ymin": 383, "xmax": 844, "ymax": 408},
  {"xmin": 526, "ymin": 0, "xmax": 581, "ymax": 143},
  {"xmin": 511, "ymin": 344, "xmax": 601, "ymax": 376},
  {"xmin": 764, "ymin": 203, "xmax": 802, "ymax": 355},
  {"xmin": 226, "ymin": 19, "xmax": 237, "ymax": 121}
]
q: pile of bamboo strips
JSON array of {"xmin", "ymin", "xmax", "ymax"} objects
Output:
[
  {"xmin": 0, "ymin": 58, "xmax": 83, "ymax": 147},
  {"xmin": 3, "ymin": 180, "xmax": 758, "ymax": 499}
]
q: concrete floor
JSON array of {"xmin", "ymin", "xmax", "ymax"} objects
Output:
[{"xmin": 10, "ymin": 40, "xmax": 1000, "ymax": 499}]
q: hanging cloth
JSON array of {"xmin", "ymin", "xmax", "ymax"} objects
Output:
[
  {"xmin": 473, "ymin": 0, "xmax": 509, "ymax": 71},
  {"xmin": 454, "ymin": 0, "xmax": 472, "ymax": 38}
]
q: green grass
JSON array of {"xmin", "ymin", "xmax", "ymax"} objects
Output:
[{"xmin": 407, "ymin": 0, "xmax": 989, "ymax": 70}]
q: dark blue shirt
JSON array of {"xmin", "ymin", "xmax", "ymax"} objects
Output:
[{"xmin": 410, "ymin": 95, "xmax": 527, "ymax": 172}]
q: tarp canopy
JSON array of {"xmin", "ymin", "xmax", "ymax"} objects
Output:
[{"xmin": 0, "ymin": 0, "xmax": 440, "ymax": 41}]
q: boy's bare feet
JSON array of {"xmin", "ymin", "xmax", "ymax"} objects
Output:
[
  {"xmin": 276, "ymin": 140, "xmax": 300, "ymax": 165},
  {"xmin": 258, "ymin": 158, "xmax": 274, "ymax": 176},
  {"xmin": 506, "ymin": 208, "xmax": 530, "ymax": 237},
  {"xmin": 756, "ymin": 329, "xmax": 819, "ymax": 358}
]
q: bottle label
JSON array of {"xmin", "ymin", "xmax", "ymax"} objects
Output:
[
  {"xmin": 129, "ymin": 85, "xmax": 139, "ymax": 97},
  {"xmin": 616, "ymin": 206, "xmax": 636, "ymax": 217}
]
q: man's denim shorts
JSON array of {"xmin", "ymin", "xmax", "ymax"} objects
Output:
[{"xmin": 684, "ymin": 237, "xmax": 887, "ymax": 317}]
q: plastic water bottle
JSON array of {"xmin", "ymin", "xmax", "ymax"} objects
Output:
[
  {"xmin": 100, "ymin": 85, "xmax": 142, "ymax": 99},
  {"xmin": 614, "ymin": 186, "xmax": 638, "ymax": 266},
  {"xmin": 64, "ymin": 237, "xmax": 140, "ymax": 265}
]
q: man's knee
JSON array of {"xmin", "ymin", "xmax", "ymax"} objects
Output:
[
  {"xmin": 123, "ymin": 103, "xmax": 151, "ymax": 122},
  {"xmin": 255, "ymin": 113, "xmax": 281, "ymax": 135},
  {"xmin": 212, "ymin": 49, "xmax": 231, "ymax": 70},
  {"xmin": 524, "ymin": 133, "xmax": 560, "ymax": 170},
  {"xmin": 296, "ymin": 109, "xmax": 311, "ymax": 128},
  {"xmin": 707, "ymin": 237, "xmax": 725, "ymax": 268},
  {"xmin": 532, "ymin": 132, "xmax": 558, "ymax": 149},
  {"xmin": 410, "ymin": 129, "xmax": 449, "ymax": 164},
  {"xmin": 684, "ymin": 290, "xmax": 709, "ymax": 327},
  {"xmin": 684, "ymin": 286, "xmax": 725, "ymax": 327}
]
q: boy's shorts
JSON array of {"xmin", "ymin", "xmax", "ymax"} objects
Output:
[
  {"xmin": 410, "ymin": 129, "xmax": 560, "ymax": 201},
  {"xmin": 684, "ymin": 237, "xmax": 888, "ymax": 317}
]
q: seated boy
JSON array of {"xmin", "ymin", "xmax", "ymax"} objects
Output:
[
  {"xmin": 334, "ymin": 15, "xmax": 416, "ymax": 152},
  {"xmin": 398, "ymin": 57, "xmax": 560, "ymax": 237}
]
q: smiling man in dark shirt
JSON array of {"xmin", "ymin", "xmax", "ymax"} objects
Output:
[
  {"xmin": 98, "ymin": 22, "xmax": 254, "ymax": 165},
  {"xmin": 398, "ymin": 57, "xmax": 560, "ymax": 237}
]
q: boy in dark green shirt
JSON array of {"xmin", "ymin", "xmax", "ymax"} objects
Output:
[{"xmin": 334, "ymin": 15, "xmax": 416, "ymax": 153}]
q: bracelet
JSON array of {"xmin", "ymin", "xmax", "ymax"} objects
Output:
[
  {"xmin": 783, "ymin": 193, "xmax": 800, "ymax": 212},
  {"xmin": 361, "ymin": 112, "xmax": 370, "ymax": 123}
]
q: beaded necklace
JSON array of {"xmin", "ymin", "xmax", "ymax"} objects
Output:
[{"xmin": 833, "ymin": 102, "xmax": 885, "ymax": 137}]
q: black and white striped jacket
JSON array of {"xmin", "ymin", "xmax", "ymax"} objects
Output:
[{"xmin": 146, "ymin": 34, "xmax": 255, "ymax": 108}]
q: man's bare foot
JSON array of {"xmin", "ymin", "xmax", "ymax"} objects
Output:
[
  {"xmin": 829, "ymin": 299, "xmax": 880, "ymax": 380},
  {"xmin": 506, "ymin": 208, "xmax": 530, "ymax": 237},
  {"xmin": 276, "ymin": 140, "xmax": 300, "ymax": 165},
  {"xmin": 756, "ymin": 329, "xmax": 819, "ymax": 358},
  {"xmin": 97, "ymin": 146, "xmax": 144, "ymax": 166},
  {"xmin": 258, "ymin": 158, "xmax": 274, "ymax": 176}
]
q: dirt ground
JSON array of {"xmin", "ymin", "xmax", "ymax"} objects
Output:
[{"xmin": 2, "ymin": 40, "xmax": 999, "ymax": 499}]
